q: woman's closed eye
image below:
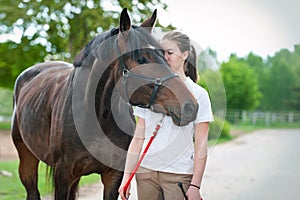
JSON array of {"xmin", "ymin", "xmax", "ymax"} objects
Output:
[{"xmin": 166, "ymin": 50, "xmax": 174, "ymax": 55}]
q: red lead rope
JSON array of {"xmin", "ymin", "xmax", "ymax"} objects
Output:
[{"xmin": 123, "ymin": 121, "xmax": 162, "ymax": 195}]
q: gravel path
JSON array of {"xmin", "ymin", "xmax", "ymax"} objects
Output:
[{"xmin": 202, "ymin": 129, "xmax": 300, "ymax": 200}]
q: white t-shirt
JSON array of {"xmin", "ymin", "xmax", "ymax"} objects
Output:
[{"xmin": 133, "ymin": 77, "xmax": 214, "ymax": 174}]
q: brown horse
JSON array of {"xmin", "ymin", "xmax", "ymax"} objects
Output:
[{"xmin": 11, "ymin": 8, "xmax": 198, "ymax": 200}]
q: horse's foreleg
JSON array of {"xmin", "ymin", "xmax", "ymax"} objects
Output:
[
  {"xmin": 12, "ymin": 125, "xmax": 41, "ymax": 200},
  {"xmin": 101, "ymin": 170, "xmax": 123, "ymax": 200},
  {"xmin": 68, "ymin": 178, "xmax": 80, "ymax": 199},
  {"xmin": 54, "ymin": 164, "xmax": 79, "ymax": 200}
]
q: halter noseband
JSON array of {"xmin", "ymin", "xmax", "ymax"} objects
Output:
[{"xmin": 115, "ymin": 38, "xmax": 178, "ymax": 109}]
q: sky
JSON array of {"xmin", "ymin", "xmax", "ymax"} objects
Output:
[
  {"xmin": 1, "ymin": 0, "xmax": 299, "ymax": 62},
  {"xmin": 158, "ymin": 0, "xmax": 300, "ymax": 61}
]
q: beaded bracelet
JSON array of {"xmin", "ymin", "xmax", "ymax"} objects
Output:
[{"xmin": 189, "ymin": 183, "xmax": 200, "ymax": 189}]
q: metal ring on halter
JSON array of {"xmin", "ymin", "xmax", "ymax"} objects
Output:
[
  {"xmin": 122, "ymin": 69, "xmax": 129, "ymax": 77},
  {"xmin": 154, "ymin": 78, "xmax": 162, "ymax": 85}
]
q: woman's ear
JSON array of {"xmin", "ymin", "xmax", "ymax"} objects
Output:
[{"xmin": 182, "ymin": 51, "xmax": 189, "ymax": 61}]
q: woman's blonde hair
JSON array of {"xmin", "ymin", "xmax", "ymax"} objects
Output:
[{"xmin": 162, "ymin": 31, "xmax": 198, "ymax": 83}]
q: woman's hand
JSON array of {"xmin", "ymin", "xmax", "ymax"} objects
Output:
[
  {"xmin": 186, "ymin": 186, "xmax": 202, "ymax": 200},
  {"xmin": 118, "ymin": 182, "xmax": 131, "ymax": 200}
]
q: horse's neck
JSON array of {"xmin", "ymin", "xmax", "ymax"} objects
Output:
[
  {"xmin": 96, "ymin": 70, "xmax": 115, "ymax": 119},
  {"xmin": 74, "ymin": 55, "xmax": 132, "ymax": 121}
]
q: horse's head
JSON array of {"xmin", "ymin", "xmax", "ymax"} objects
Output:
[{"xmin": 113, "ymin": 8, "xmax": 198, "ymax": 126}]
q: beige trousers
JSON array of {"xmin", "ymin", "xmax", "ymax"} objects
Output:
[{"xmin": 135, "ymin": 167, "xmax": 192, "ymax": 200}]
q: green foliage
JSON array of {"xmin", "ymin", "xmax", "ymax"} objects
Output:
[
  {"xmin": 0, "ymin": 40, "xmax": 45, "ymax": 88},
  {"xmin": 198, "ymin": 69, "xmax": 226, "ymax": 114},
  {"xmin": 208, "ymin": 117, "xmax": 231, "ymax": 140},
  {"xmin": 220, "ymin": 55, "xmax": 262, "ymax": 110},
  {"xmin": 198, "ymin": 47, "xmax": 220, "ymax": 73},
  {"xmin": 228, "ymin": 46, "xmax": 300, "ymax": 112},
  {"xmin": 0, "ymin": 88, "xmax": 13, "ymax": 116},
  {"xmin": 0, "ymin": 88, "xmax": 13, "ymax": 130},
  {"xmin": 0, "ymin": 0, "xmax": 170, "ymax": 89},
  {"xmin": 261, "ymin": 45, "xmax": 300, "ymax": 111}
]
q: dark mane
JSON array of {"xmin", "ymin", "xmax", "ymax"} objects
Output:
[
  {"xmin": 73, "ymin": 28, "xmax": 119, "ymax": 67},
  {"xmin": 73, "ymin": 26, "xmax": 162, "ymax": 68}
]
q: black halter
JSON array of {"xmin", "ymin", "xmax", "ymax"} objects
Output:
[{"xmin": 115, "ymin": 39, "xmax": 178, "ymax": 109}]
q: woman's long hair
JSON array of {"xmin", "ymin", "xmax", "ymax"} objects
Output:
[{"xmin": 162, "ymin": 31, "xmax": 198, "ymax": 83}]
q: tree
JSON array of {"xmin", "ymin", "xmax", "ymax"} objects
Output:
[
  {"xmin": 236, "ymin": 52, "xmax": 269, "ymax": 110},
  {"xmin": 198, "ymin": 47, "xmax": 220, "ymax": 72},
  {"xmin": 263, "ymin": 46, "xmax": 300, "ymax": 111},
  {"xmin": 292, "ymin": 45, "xmax": 300, "ymax": 110},
  {"xmin": 198, "ymin": 69, "xmax": 226, "ymax": 115},
  {"xmin": 0, "ymin": 0, "xmax": 169, "ymax": 89},
  {"xmin": 0, "ymin": 39, "xmax": 45, "ymax": 88},
  {"xmin": 220, "ymin": 55, "xmax": 261, "ymax": 110}
]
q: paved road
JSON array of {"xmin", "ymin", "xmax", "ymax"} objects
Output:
[{"xmin": 202, "ymin": 129, "xmax": 300, "ymax": 200}]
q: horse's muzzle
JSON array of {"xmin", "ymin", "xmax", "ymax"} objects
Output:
[
  {"xmin": 179, "ymin": 100, "xmax": 198, "ymax": 126},
  {"xmin": 169, "ymin": 100, "xmax": 198, "ymax": 126}
]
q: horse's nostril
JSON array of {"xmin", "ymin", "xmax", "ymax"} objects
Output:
[{"xmin": 182, "ymin": 101, "xmax": 198, "ymax": 121}]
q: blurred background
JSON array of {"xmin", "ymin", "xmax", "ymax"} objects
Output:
[{"xmin": 0, "ymin": 0, "xmax": 299, "ymax": 199}]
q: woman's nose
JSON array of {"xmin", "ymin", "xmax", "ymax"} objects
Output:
[{"xmin": 164, "ymin": 52, "xmax": 169, "ymax": 60}]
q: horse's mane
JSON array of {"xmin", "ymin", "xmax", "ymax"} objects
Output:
[
  {"xmin": 73, "ymin": 28, "xmax": 119, "ymax": 67},
  {"xmin": 73, "ymin": 26, "xmax": 161, "ymax": 68}
]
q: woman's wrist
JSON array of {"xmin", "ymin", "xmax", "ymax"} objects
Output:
[{"xmin": 189, "ymin": 183, "xmax": 200, "ymax": 189}]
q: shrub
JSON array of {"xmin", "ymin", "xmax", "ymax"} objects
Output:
[{"xmin": 208, "ymin": 117, "xmax": 231, "ymax": 140}]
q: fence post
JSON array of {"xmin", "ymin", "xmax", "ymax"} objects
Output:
[
  {"xmin": 242, "ymin": 111, "xmax": 247, "ymax": 123},
  {"xmin": 251, "ymin": 112, "xmax": 257, "ymax": 125},
  {"xmin": 288, "ymin": 112, "xmax": 294, "ymax": 123},
  {"xmin": 265, "ymin": 112, "xmax": 270, "ymax": 126}
]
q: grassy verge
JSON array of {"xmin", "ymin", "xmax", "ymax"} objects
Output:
[
  {"xmin": 208, "ymin": 122, "xmax": 300, "ymax": 147},
  {"xmin": 231, "ymin": 122, "xmax": 300, "ymax": 131},
  {"xmin": 0, "ymin": 161, "xmax": 100, "ymax": 200},
  {"xmin": 0, "ymin": 122, "xmax": 11, "ymax": 130}
]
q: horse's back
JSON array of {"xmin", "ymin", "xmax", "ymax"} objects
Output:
[
  {"xmin": 14, "ymin": 61, "xmax": 73, "ymax": 100},
  {"xmin": 13, "ymin": 61, "xmax": 73, "ymax": 162}
]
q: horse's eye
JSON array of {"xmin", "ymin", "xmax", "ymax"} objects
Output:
[{"xmin": 137, "ymin": 57, "xmax": 149, "ymax": 65}]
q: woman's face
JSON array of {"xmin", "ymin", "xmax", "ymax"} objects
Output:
[{"xmin": 161, "ymin": 39, "xmax": 188, "ymax": 73}]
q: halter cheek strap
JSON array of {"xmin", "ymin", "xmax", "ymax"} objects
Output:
[{"xmin": 115, "ymin": 39, "xmax": 178, "ymax": 108}]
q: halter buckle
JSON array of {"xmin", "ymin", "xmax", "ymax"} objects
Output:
[{"xmin": 154, "ymin": 78, "xmax": 162, "ymax": 85}]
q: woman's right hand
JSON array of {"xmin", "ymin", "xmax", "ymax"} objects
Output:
[{"xmin": 118, "ymin": 183, "xmax": 131, "ymax": 200}]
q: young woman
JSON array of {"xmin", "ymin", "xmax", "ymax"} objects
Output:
[{"xmin": 119, "ymin": 31, "xmax": 213, "ymax": 200}]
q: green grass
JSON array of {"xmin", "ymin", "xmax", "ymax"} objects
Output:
[
  {"xmin": 208, "ymin": 122, "xmax": 300, "ymax": 147},
  {"xmin": 0, "ymin": 161, "xmax": 100, "ymax": 200},
  {"xmin": 231, "ymin": 122, "xmax": 300, "ymax": 131},
  {"xmin": 0, "ymin": 122, "xmax": 11, "ymax": 130}
]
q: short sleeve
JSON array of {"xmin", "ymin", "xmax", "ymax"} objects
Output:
[
  {"xmin": 133, "ymin": 106, "xmax": 146, "ymax": 119},
  {"xmin": 194, "ymin": 88, "xmax": 214, "ymax": 124}
]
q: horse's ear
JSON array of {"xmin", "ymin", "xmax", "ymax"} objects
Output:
[
  {"xmin": 140, "ymin": 9, "xmax": 157, "ymax": 32},
  {"xmin": 120, "ymin": 8, "xmax": 131, "ymax": 32}
]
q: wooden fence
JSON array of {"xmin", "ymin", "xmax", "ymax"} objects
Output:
[
  {"xmin": 1, "ymin": 110, "xmax": 300, "ymax": 126},
  {"xmin": 225, "ymin": 110, "xmax": 300, "ymax": 125}
]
